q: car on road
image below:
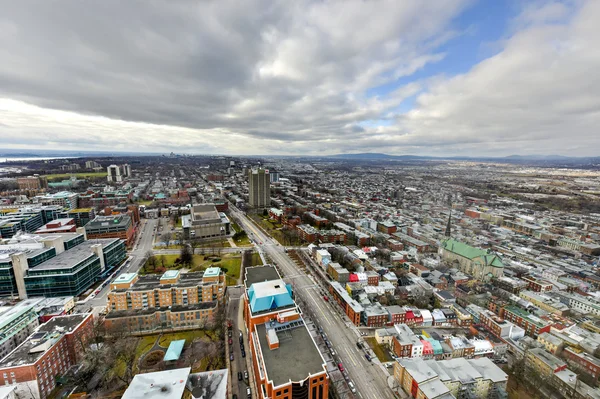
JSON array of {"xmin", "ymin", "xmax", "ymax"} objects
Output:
[
  {"xmin": 337, "ymin": 363, "xmax": 344, "ymax": 372},
  {"xmin": 356, "ymin": 342, "xmax": 362, "ymax": 349},
  {"xmin": 348, "ymin": 382, "xmax": 356, "ymax": 393},
  {"xmin": 323, "ymin": 295, "xmax": 329, "ymax": 301},
  {"xmin": 230, "ymin": 353, "xmax": 234, "ymax": 361},
  {"xmin": 246, "ymin": 387, "xmax": 251, "ymax": 398},
  {"xmin": 228, "ymin": 338, "xmax": 233, "ymax": 345},
  {"xmin": 241, "ymin": 350, "xmax": 246, "ymax": 358},
  {"xmin": 360, "ymin": 331, "xmax": 366, "ymax": 336},
  {"xmin": 228, "ymin": 330, "xmax": 233, "ymax": 338},
  {"xmin": 232, "ymin": 395, "xmax": 237, "ymax": 399},
  {"xmin": 244, "ymin": 371, "xmax": 248, "ymax": 380},
  {"xmin": 238, "ymin": 372, "xmax": 243, "ymax": 381},
  {"xmin": 365, "ymin": 354, "xmax": 371, "ymax": 362}
]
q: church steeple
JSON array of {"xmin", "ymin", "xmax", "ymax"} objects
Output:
[{"xmin": 445, "ymin": 209, "xmax": 452, "ymax": 238}]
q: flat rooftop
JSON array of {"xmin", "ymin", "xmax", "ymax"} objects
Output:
[
  {"xmin": 245, "ymin": 265, "xmax": 281, "ymax": 287},
  {"xmin": 256, "ymin": 322, "xmax": 325, "ymax": 387},
  {"xmin": 0, "ymin": 298, "xmax": 45, "ymax": 329},
  {"xmin": 30, "ymin": 239, "xmax": 119, "ymax": 271},
  {"xmin": 1, "ymin": 314, "xmax": 89, "ymax": 367},
  {"xmin": 122, "ymin": 367, "xmax": 190, "ymax": 399},
  {"xmin": 112, "ymin": 272, "xmax": 211, "ymax": 292}
]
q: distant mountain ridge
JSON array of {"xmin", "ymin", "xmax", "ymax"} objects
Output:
[{"xmin": 328, "ymin": 152, "xmax": 600, "ymax": 166}]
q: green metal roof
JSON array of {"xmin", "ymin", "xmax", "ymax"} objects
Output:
[{"xmin": 441, "ymin": 239, "xmax": 504, "ymax": 268}]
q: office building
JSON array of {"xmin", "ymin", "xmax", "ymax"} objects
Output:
[
  {"xmin": 181, "ymin": 204, "xmax": 230, "ymax": 240},
  {"xmin": 0, "ymin": 233, "xmax": 126, "ymax": 298},
  {"xmin": 248, "ymin": 168, "xmax": 270, "ymax": 210},
  {"xmin": 0, "ymin": 314, "xmax": 93, "ymax": 399},
  {"xmin": 243, "ymin": 265, "xmax": 328, "ymax": 399},
  {"xmin": 36, "ymin": 192, "xmax": 78, "ymax": 210},
  {"xmin": 34, "ymin": 218, "xmax": 77, "ymax": 234},
  {"xmin": 84, "ymin": 214, "xmax": 135, "ymax": 247}
]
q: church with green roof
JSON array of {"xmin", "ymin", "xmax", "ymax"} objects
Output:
[{"xmin": 439, "ymin": 239, "xmax": 504, "ymax": 282}]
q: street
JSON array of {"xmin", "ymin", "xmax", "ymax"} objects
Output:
[
  {"xmin": 80, "ymin": 218, "xmax": 158, "ymax": 310},
  {"xmin": 229, "ymin": 205, "xmax": 396, "ymax": 399}
]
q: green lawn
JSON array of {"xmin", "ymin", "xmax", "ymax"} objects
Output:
[
  {"xmin": 189, "ymin": 253, "xmax": 242, "ymax": 284},
  {"xmin": 136, "ymin": 199, "xmax": 154, "ymax": 206},
  {"xmin": 365, "ymin": 337, "xmax": 393, "ymax": 362},
  {"xmin": 141, "ymin": 254, "xmax": 206, "ymax": 274},
  {"xmin": 43, "ymin": 172, "xmax": 107, "ymax": 181},
  {"xmin": 234, "ymin": 234, "xmax": 253, "ymax": 247},
  {"xmin": 250, "ymin": 252, "xmax": 263, "ymax": 266},
  {"xmin": 158, "ymin": 330, "xmax": 209, "ymax": 347}
]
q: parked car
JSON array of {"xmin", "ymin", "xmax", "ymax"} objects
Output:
[
  {"xmin": 230, "ymin": 353, "xmax": 234, "ymax": 361},
  {"xmin": 365, "ymin": 354, "xmax": 371, "ymax": 362},
  {"xmin": 228, "ymin": 330, "xmax": 233, "ymax": 338},
  {"xmin": 241, "ymin": 350, "xmax": 246, "ymax": 358},
  {"xmin": 338, "ymin": 363, "xmax": 344, "ymax": 372},
  {"xmin": 244, "ymin": 370, "xmax": 249, "ymax": 380},
  {"xmin": 228, "ymin": 338, "xmax": 233, "ymax": 345},
  {"xmin": 323, "ymin": 296, "xmax": 329, "ymax": 302},
  {"xmin": 238, "ymin": 372, "xmax": 243, "ymax": 381},
  {"xmin": 246, "ymin": 387, "xmax": 252, "ymax": 398}
]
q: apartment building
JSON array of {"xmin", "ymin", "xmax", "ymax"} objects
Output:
[
  {"xmin": 248, "ymin": 169, "xmax": 270, "ymax": 210},
  {"xmin": 394, "ymin": 357, "xmax": 508, "ymax": 399},
  {"xmin": 108, "ymin": 268, "xmax": 225, "ymax": 311},
  {"xmin": 328, "ymin": 281, "xmax": 363, "ymax": 326},
  {"xmin": 501, "ymin": 305, "xmax": 552, "ymax": 338},
  {"xmin": 104, "ymin": 269, "xmax": 223, "ymax": 333},
  {"xmin": 519, "ymin": 290, "xmax": 569, "ymax": 315},
  {"xmin": 522, "ymin": 276, "xmax": 554, "ymax": 293}
]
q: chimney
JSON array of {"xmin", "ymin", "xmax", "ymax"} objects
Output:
[
  {"xmin": 91, "ymin": 244, "xmax": 106, "ymax": 272},
  {"xmin": 11, "ymin": 252, "xmax": 29, "ymax": 300},
  {"xmin": 266, "ymin": 329, "xmax": 279, "ymax": 350}
]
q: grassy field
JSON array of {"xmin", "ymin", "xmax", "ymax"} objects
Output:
[
  {"xmin": 365, "ymin": 337, "xmax": 393, "ymax": 362},
  {"xmin": 250, "ymin": 214, "xmax": 286, "ymax": 245},
  {"xmin": 136, "ymin": 199, "xmax": 154, "ymax": 206},
  {"xmin": 43, "ymin": 172, "xmax": 107, "ymax": 181}
]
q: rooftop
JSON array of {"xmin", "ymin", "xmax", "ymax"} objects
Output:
[
  {"xmin": 122, "ymin": 367, "xmax": 190, "ymax": 399},
  {"xmin": 163, "ymin": 340, "xmax": 185, "ymax": 362},
  {"xmin": 187, "ymin": 369, "xmax": 228, "ymax": 399},
  {"xmin": 30, "ymin": 239, "xmax": 119, "ymax": 271},
  {"xmin": 1, "ymin": 314, "xmax": 90, "ymax": 367},
  {"xmin": 114, "ymin": 273, "xmax": 138, "ymax": 284},
  {"xmin": 256, "ymin": 322, "xmax": 325, "ymax": 387},
  {"xmin": 248, "ymin": 279, "xmax": 294, "ymax": 314},
  {"xmin": 244, "ymin": 265, "xmax": 281, "ymax": 287}
]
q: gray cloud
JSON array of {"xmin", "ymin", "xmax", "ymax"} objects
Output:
[{"xmin": 0, "ymin": 0, "xmax": 598, "ymax": 156}]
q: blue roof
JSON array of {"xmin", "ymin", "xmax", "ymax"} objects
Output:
[
  {"xmin": 248, "ymin": 282, "xmax": 294, "ymax": 313},
  {"xmin": 163, "ymin": 339, "xmax": 185, "ymax": 361}
]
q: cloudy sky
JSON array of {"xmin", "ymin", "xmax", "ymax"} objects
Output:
[{"xmin": 0, "ymin": 0, "xmax": 598, "ymax": 157}]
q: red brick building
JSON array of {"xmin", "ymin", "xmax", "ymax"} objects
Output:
[
  {"xmin": 0, "ymin": 314, "xmax": 93, "ymax": 399},
  {"xmin": 522, "ymin": 276, "xmax": 554, "ymax": 293}
]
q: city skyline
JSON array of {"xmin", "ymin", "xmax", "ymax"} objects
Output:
[{"xmin": 1, "ymin": 0, "xmax": 599, "ymax": 156}]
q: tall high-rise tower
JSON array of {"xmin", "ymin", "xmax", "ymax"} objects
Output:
[{"xmin": 248, "ymin": 168, "xmax": 270, "ymax": 210}]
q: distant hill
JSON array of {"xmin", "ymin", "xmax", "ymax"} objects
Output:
[{"xmin": 328, "ymin": 152, "xmax": 600, "ymax": 166}]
